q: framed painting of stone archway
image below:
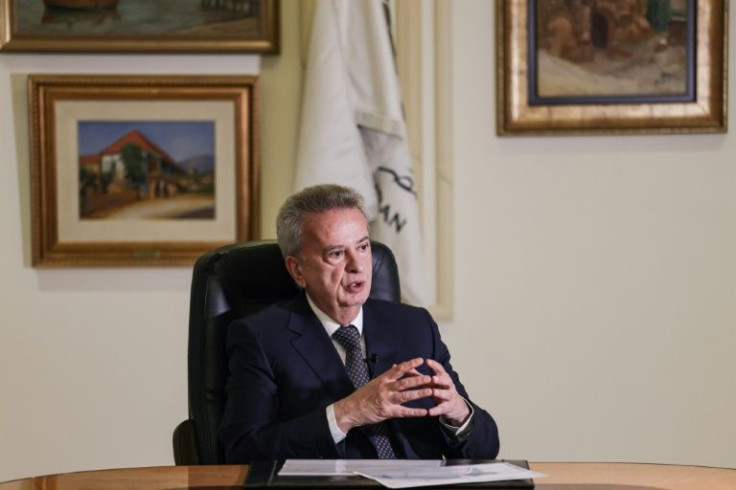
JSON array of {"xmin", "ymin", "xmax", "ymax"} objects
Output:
[
  {"xmin": 28, "ymin": 75, "xmax": 260, "ymax": 267},
  {"xmin": 497, "ymin": 0, "xmax": 727, "ymax": 135}
]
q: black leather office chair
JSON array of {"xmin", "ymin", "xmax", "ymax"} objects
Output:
[{"xmin": 173, "ymin": 239, "xmax": 401, "ymax": 465}]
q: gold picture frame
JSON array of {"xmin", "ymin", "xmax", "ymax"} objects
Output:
[
  {"xmin": 1, "ymin": 0, "xmax": 278, "ymax": 53},
  {"xmin": 497, "ymin": 0, "xmax": 728, "ymax": 135},
  {"xmin": 28, "ymin": 74, "xmax": 260, "ymax": 267}
]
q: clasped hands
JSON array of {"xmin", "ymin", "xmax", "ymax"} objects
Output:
[{"xmin": 333, "ymin": 357, "xmax": 470, "ymax": 433}]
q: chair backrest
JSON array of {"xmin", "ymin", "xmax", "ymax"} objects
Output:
[{"xmin": 187, "ymin": 239, "xmax": 401, "ymax": 464}]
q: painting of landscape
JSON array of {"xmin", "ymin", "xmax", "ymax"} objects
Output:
[
  {"xmin": 13, "ymin": 0, "xmax": 266, "ymax": 39},
  {"xmin": 533, "ymin": 0, "xmax": 691, "ymax": 100},
  {"xmin": 78, "ymin": 121, "xmax": 215, "ymax": 220}
]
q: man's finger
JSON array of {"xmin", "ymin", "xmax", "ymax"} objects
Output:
[
  {"xmin": 424, "ymin": 359, "xmax": 456, "ymax": 389},
  {"xmin": 429, "ymin": 387, "xmax": 453, "ymax": 402},
  {"xmin": 427, "ymin": 402, "xmax": 451, "ymax": 417},
  {"xmin": 430, "ymin": 376, "xmax": 453, "ymax": 390},
  {"xmin": 403, "ymin": 368, "xmax": 424, "ymax": 377},
  {"xmin": 394, "ymin": 374, "xmax": 432, "ymax": 391},
  {"xmin": 395, "ymin": 406, "xmax": 429, "ymax": 418},
  {"xmin": 394, "ymin": 387, "xmax": 433, "ymax": 404},
  {"xmin": 425, "ymin": 358, "xmax": 447, "ymax": 376},
  {"xmin": 385, "ymin": 358, "xmax": 424, "ymax": 381}
]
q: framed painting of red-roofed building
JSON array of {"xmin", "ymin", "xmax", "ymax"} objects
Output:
[{"xmin": 28, "ymin": 74, "xmax": 260, "ymax": 267}]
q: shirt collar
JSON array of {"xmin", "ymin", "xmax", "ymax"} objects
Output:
[{"xmin": 305, "ymin": 293, "xmax": 363, "ymax": 337}]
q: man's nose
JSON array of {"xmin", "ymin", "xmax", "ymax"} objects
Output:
[{"xmin": 345, "ymin": 251, "xmax": 363, "ymax": 271}]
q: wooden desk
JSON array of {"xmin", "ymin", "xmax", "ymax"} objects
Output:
[
  {"xmin": 531, "ymin": 463, "xmax": 736, "ymax": 490},
  {"xmin": 1, "ymin": 463, "xmax": 734, "ymax": 489}
]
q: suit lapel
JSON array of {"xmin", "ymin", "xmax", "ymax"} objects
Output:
[{"xmin": 287, "ymin": 293, "xmax": 355, "ymax": 401}]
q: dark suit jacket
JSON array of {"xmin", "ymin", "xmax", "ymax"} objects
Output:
[{"xmin": 219, "ymin": 293, "xmax": 500, "ymax": 462}]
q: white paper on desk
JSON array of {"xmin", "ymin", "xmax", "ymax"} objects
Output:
[
  {"xmin": 354, "ymin": 462, "xmax": 546, "ymax": 489},
  {"xmin": 281, "ymin": 459, "xmax": 442, "ymax": 476},
  {"xmin": 280, "ymin": 460, "xmax": 545, "ymax": 489}
]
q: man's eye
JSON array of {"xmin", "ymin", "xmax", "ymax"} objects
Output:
[
  {"xmin": 328, "ymin": 250, "xmax": 344, "ymax": 259},
  {"xmin": 359, "ymin": 243, "xmax": 370, "ymax": 251}
]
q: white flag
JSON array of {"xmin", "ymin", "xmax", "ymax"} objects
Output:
[{"xmin": 295, "ymin": 0, "xmax": 427, "ymax": 305}]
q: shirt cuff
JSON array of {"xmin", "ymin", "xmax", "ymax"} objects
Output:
[
  {"xmin": 326, "ymin": 404, "xmax": 348, "ymax": 444},
  {"xmin": 439, "ymin": 398, "xmax": 474, "ymax": 439}
]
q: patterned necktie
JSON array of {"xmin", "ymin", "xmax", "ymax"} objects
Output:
[{"xmin": 332, "ymin": 325, "xmax": 397, "ymax": 459}]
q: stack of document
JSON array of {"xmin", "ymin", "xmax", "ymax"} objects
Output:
[{"xmin": 280, "ymin": 459, "xmax": 546, "ymax": 489}]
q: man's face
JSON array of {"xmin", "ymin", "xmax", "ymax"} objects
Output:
[{"xmin": 286, "ymin": 207, "xmax": 372, "ymax": 323}]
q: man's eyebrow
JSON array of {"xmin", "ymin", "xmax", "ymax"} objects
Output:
[{"xmin": 322, "ymin": 236, "xmax": 369, "ymax": 254}]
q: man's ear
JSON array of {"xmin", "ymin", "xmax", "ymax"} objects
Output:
[{"xmin": 285, "ymin": 256, "xmax": 307, "ymax": 288}]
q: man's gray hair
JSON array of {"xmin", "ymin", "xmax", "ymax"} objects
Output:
[{"xmin": 276, "ymin": 184, "xmax": 367, "ymax": 258}]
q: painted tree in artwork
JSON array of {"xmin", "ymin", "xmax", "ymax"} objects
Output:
[{"xmin": 121, "ymin": 143, "xmax": 147, "ymax": 190}]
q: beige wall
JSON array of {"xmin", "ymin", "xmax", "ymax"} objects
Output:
[
  {"xmin": 0, "ymin": 0, "xmax": 734, "ymax": 482},
  {"xmin": 0, "ymin": 2, "xmax": 302, "ymax": 480},
  {"xmin": 444, "ymin": 1, "xmax": 736, "ymax": 468}
]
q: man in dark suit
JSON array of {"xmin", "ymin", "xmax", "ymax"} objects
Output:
[{"xmin": 219, "ymin": 184, "xmax": 500, "ymax": 462}]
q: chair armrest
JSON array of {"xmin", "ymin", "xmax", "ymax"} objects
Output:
[{"xmin": 173, "ymin": 419, "xmax": 200, "ymax": 465}]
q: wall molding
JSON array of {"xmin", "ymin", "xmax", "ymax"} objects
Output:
[{"xmin": 396, "ymin": 0, "xmax": 454, "ymax": 319}]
